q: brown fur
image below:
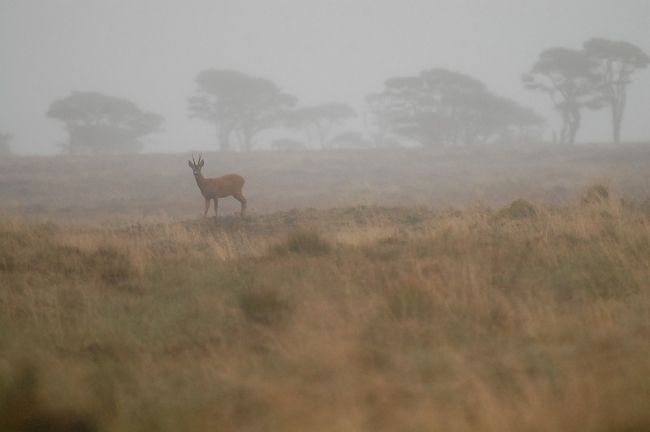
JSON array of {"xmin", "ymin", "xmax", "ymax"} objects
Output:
[{"xmin": 189, "ymin": 154, "xmax": 247, "ymax": 218}]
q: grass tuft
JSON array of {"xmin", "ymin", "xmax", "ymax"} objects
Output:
[{"xmin": 273, "ymin": 229, "xmax": 332, "ymax": 256}]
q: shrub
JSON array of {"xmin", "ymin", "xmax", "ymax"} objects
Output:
[
  {"xmin": 581, "ymin": 184, "xmax": 610, "ymax": 205},
  {"xmin": 274, "ymin": 230, "xmax": 331, "ymax": 256},
  {"xmin": 497, "ymin": 199, "xmax": 537, "ymax": 219},
  {"xmin": 364, "ymin": 237, "xmax": 404, "ymax": 261},
  {"xmin": 85, "ymin": 246, "xmax": 137, "ymax": 285},
  {"xmin": 238, "ymin": 288, "xmax": 293, "ymax": 326}
]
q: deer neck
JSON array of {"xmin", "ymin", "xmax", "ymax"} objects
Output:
[{"xmin": 194, "ymin": 173, "xmax": 209, "ymax": 196}]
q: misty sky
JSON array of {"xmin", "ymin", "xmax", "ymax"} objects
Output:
[{"xmin": 1, "ymin": 0, "xmax": 649, "ymax": 154}]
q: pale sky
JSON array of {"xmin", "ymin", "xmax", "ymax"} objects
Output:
[{"xmin": 1, "ymin": 0, "xmax": 649, "ymax": 154}]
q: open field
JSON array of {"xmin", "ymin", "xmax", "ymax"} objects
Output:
[
  {"xmin": 1, "ymin": 144, "xmax": 650, "ymax": 222},
  {"xmin": 2, "ymin": 146, "xmax": 650, "ymax": 431}
]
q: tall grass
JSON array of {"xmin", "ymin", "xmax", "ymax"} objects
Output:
[{"xmin": 1, "ymin": 194, "xmax": 650, "ymax": 431}]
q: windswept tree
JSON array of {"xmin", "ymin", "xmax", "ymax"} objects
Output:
[
  {"xmin": 523, "ymin": 48, "xmax": 602, "ymax": 144},
  {"xmin": 47, "ymin": 92, "xmax": 163, "ymax": 154},
  {"xmin": 0, "ymin": 132, "xmax": 13, "ymax": 155},
  {"xmin": 284, "ymin": 103, "xmax": 355, "ymax": 148},
  {"xmin": 583, "ymin": 38, "xmax": 650, "ymax": 144},
  {"xmin": 367, "ymin": 68, "xmax": 543, "ymax": 147},
  {"xmin": 189, "ymin": 69, "xmax": 296, "ymax": 151}
]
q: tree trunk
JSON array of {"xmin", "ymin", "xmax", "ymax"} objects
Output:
[
  {"xmin": 560, "ymin": 111, "xmax": 569, "ymax": 145},
  {"xmin": 317, "ymin": 121, "xmax": 333, "ymax": 149},
  {"xmin": 217, "ymin": 127, "xmax": 231, "ymax": 152},
  {"xmin": 611, "ymin": 89, "xmax": 625, "ymax": 145},
  {"xmin": 561, "ymin": 106, "xmax": 580, "ymax": 145},
  {"xmin": 568, "ymin": 111, "xmax": 580, "ymax": 145},
  {"xmin": 242, "ymin": 129, "xmax": 254, "ymax": 152},
  {"xmin": 612, "ymin": 105, "xmax": 621, "ymax": 144}
]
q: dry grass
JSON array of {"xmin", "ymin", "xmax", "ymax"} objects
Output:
[{"xmin": 2, "ymin": 188, "xmax": 650, "ymax": 431}]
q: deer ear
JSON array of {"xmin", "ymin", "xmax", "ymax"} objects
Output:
[
  {"xmin": 188, "ymin": 160, "xmax": 193, "ymax": 168},
  {"xmin": 199, "ymin": 160, "xmax": 204, "ymax": 167}
]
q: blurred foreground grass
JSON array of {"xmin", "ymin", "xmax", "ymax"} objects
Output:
[{"xmin": 2, "ymin": 189, "xmax": 650, "ymax": 431}]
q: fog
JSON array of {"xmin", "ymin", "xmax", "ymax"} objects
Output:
[{"xmin": 1, "ymin": 0, "xmax": 649, "ymax": 154}]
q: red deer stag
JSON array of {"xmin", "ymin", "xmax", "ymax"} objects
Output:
[{"xmin": 188, "ymin": 153, "xmax": 247, "ymax": 218}]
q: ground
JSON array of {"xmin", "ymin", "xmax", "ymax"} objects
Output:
[{"xmin": 1, "ymin": 144, "xmax": 650, "ymax": 431}]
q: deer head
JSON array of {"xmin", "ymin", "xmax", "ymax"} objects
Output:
[{"xmin": 188, "ymin": 153, "xmax": 205, "ymax": 176}]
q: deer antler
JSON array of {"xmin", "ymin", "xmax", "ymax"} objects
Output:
[
  {"xmin": 198, "ymin": 153, "xmax": 203, "ymax": 164},
  {"xmin": 191, "ymin": 153, "xmax": 197, "ymax": 166}
]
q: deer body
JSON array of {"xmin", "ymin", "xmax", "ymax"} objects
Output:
[{"xmin": 189, "ymin": 154, "xmax": 247, "ymax": 218}]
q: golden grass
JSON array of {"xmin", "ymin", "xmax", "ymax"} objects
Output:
[{"xmin": 2, "ymin": 190, "xmax": 650, "ymax": 431}]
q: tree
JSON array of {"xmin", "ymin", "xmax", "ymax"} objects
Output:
[
  {"xmin": 523, "ymin": 48, "xmax": 602, "ymax": 144},
  {"xmin": 189, "ymin": 69, "xmax": 297, "ymax": 151},
  {"xmin": 367, "ymin": 68, "xmax": 543, "ymax": 147},
  {"xmin": 364, "ymin": 90, "xmax": 405, "ymax": 147},
  {"xmin": 457, "ymin": 92, "xmax": 545, "ymax": 145},
  {"xmin": 504, "ymin": 102, "xmax": 547, "ymax": 143},
  {"xmin": 328, "ymin": 131, "xmax": 372, "ymax": 149},
  {"xmin": 366, "ymin": 74, "xmax": 451, "ymax": 146},
  {"xmin": 0, "ymin": 133, "xmax": 13, "ymax": 155},
  {"xmin": 583, "ymin": 38, "xmax": 650, "ymax": 144},
  {"xmin": 46, "ymin": 92, "xmax": 163, "ymax": 154},
  {"xmin": 271, "ymin": 138, "xmax": 306, "ymax": 151},
  {"xmin": 284, "ymin": 103, "xmax": 355, "ymax": 148},
  {"xmin": 420, "ymin": 69, "xmax": 489, "ymax": 145}
]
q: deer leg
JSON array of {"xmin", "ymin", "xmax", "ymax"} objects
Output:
[
  {"xmin": 203, "ymin": 198, "xmax": 210, "ymax": 218},
  {"xmin": 213, "ymin": 198, "xmax": 219, "ymax": 218},
  {"xmin": 234, "ymin": 192, "xmax": 247, "ymax": 218}
]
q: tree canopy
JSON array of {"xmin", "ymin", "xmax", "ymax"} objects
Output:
[
  {"xmin": 368, "ymin": 68, "xmax": 544, "ymax": 147},
  {"xmin": 189, "ymin": 69, "xmax": 297, "ymax": 151},
  {"xmin": 583, "ymin": 38, "xmax": 650, "ymax": 143},
  {"xmin": 523, "ymin": 48, "xmax": 602, "ymax": 144},
  {"xmin": 46, "ymin": 92, "xmax": 163, "ymax": 154},
  {"xmin": 283, "ymin": 103, "xmax": 356, "ymax": 148}
]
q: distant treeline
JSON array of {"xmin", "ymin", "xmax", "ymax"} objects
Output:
[{"xmin": 3, "ymin": 37, "xmax": 646, "ymax": 155}]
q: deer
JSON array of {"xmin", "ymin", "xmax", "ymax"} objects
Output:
[{"xmin": 188, "ymin": 153, "xmax": 247, "ymax": 218}]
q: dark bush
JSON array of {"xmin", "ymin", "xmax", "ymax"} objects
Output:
[
  {"xmin": 497, "ymin": 199, "xmax": 537, "ymax": 220},
  {"xmin": 274, "ymin": 230, "xmax": 331, "ymax": 256},
  {"xmin": 581, "ymin": 184, "xmax": 610, "ymax": 204},
  {"xmin": 238, "ymin": 288, "xmax": 293, "ymax": 326}
]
